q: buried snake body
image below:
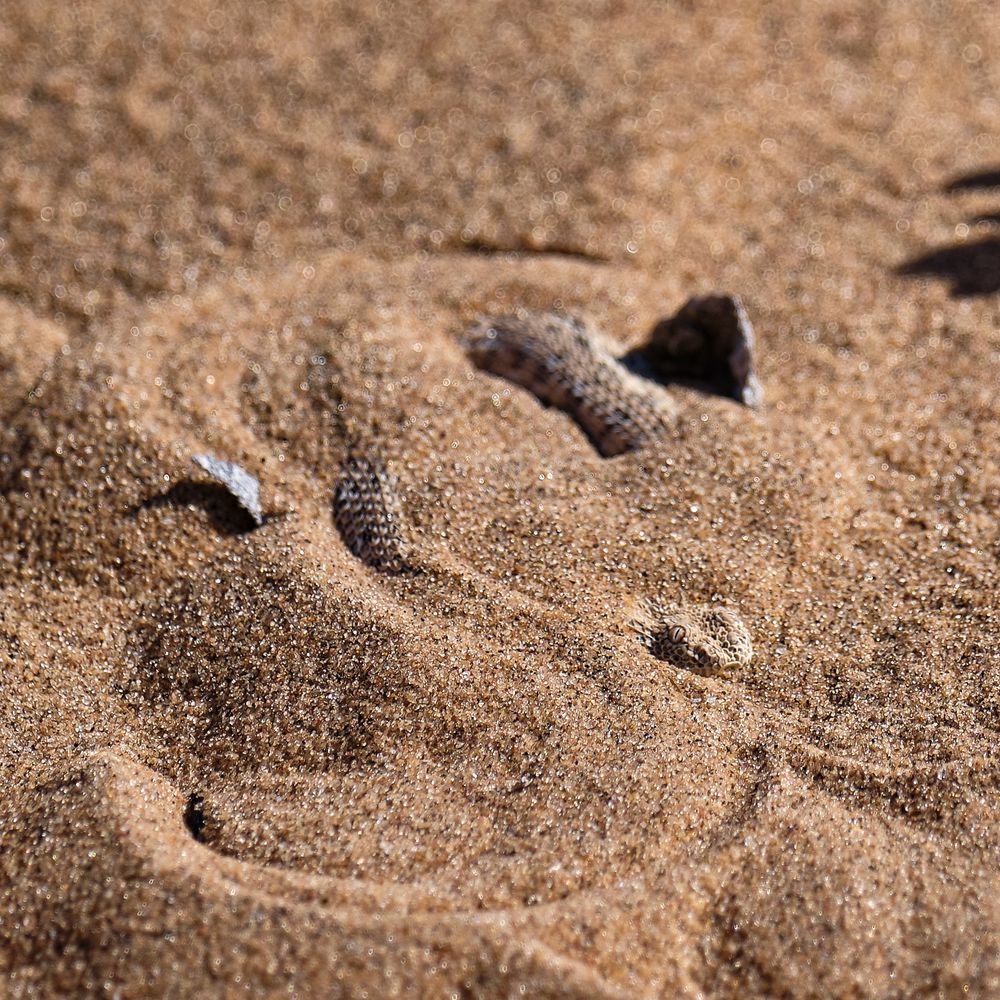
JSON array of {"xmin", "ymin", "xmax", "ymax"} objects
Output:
[{"xmin": 463, "ymin": 311, "xmax": 675, "ymax": 457}]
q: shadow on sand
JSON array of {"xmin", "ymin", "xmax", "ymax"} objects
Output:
[
  {"xmin": 944, "ymin": 168, "xmax": 1000, "ymax": 193},
  {"xmin": 898, "ymin": 237, "xmax": 1000, "ymax": 297},
  {"xmin": 130, "ymin": 481, "xmax": 261, "ymax": 536},
  {"xmin": 898, "ymin": 167, "xmax": 1000, "ymax": 296}
]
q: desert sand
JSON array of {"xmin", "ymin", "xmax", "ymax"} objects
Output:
[{"xmin": 4, "ymin": 1, "xmax": 1000, "ymax": 997}]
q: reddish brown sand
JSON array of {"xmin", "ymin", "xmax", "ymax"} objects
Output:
[{"xmin": 4, "ymin": 2, "xmax": 1000, "ymax": 997}]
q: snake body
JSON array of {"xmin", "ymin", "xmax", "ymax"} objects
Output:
[
  {"xmin": 334, "ymin": 454, "xmax": 410, "ymax": 573},
  {"xmin": 463, "ymin": 312, "xmax": 675, "ymax": 457}
]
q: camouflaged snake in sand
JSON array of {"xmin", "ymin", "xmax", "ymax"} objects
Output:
[
  {"xmin": 334, "ymin": 454, "xmax": 410, "ymax": 573},
  {"xmin": 463, "ymin": 312, "xmax": 675, "ymax": 457},
  {"xmin": 630, "ymin": 599, "xmax": 753, "ymax": 673}
]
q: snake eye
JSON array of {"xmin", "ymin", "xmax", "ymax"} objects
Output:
[{"xmin": 669, "ymin": 625, "xmax": 687, "ymax": 644}]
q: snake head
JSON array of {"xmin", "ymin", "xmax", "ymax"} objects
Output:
[{"xmin": 631, "ymin": 600, "xmax": 752, "ymax": 673}]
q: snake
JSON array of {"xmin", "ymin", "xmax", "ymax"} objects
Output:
[
  {"xmin": 462, "ymin": 311, "xmax": 676, "ymax": 457},
  {"xmin": 334, "ymin": 453, "xmax": 410, "ymax": 574},
  {"xmin": 629, "ymin": 599, "xmax": 753, "ymax": 673}
]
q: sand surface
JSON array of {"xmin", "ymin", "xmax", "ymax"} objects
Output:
[{"xmin": 3, "ymin": 2, "xmax": 1000, "ymax": 996}]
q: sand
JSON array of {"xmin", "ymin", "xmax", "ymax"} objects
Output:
[{"xmin": 3, "ymin": 1, "xmax": 1000, "ymax": 996}]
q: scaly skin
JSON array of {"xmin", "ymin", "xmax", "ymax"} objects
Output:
[
  {"xmin": 464, "ymin": 311, "xmax": 675, "ymax": 457},
  {"xmin": 334, "ymin": 454, "xmax": 410, "ymax": 573},
  {"xmin": 630, "ymin": 599, "xmax": 753, "ymax": 673}
]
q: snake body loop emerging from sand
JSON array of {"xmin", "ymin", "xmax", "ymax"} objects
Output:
[
  {"xmin": 463, "ymin": 311, "xmax": 675, "ymax": 457},
  {"xmin": 334, "ymin": 454, "xmax": 410, "ymax": 574},
  {"xmin": 463, "ymin": 298, "xmax": 760, "ymax": 458}
]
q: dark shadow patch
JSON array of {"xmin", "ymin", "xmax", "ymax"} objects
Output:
[
  {"xmin": 456, "ymin": 238, "xmax": 611, "ymax": 264},
  {"xmin": 622, "ymin": 294, "xmax": 763, "ymax": 407},
  {"xmin": 898, "ymin": 237, "xmax": 1000, "ymax": 296},
  {"xmin": 130, "ymin": 481, "xmax": 263, "ymax": 536},
  {"xmin": 183, "ymin": 792, "xmax": 207, "ymax": 843},
  {"xmin": 945, "ymin": 168, "xmax": 1000, "ymax": 192},
  {"xmin": 970, "ymin": 211, "xmax": 1000, "ymax": 226}
]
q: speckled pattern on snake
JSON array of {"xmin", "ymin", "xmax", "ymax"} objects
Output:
[
  {"xmin": 334, "ymin": 453, "xmax": 410, "ymax": 573},
  {"xmin": 630, "ymin": 599, "xmax": 753, "ymax": 673},
  {"xmin": 463, "ymin": 311, "xmax": 676, "ymax": 457}
]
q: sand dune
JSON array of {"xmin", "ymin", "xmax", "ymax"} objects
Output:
[{"xmin": 4, "ymin": 2, "xmax": 1000, "ymax": 996}]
